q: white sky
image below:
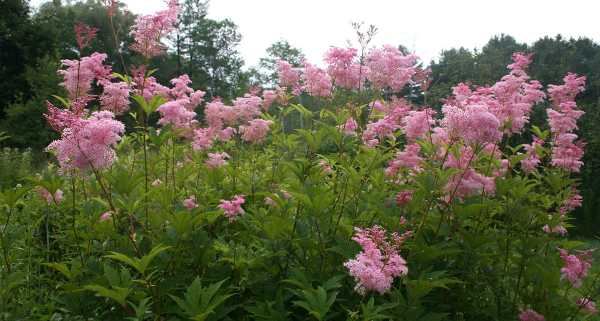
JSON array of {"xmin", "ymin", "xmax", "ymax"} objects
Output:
[{"xmin": 32, "ymin": 0, "xmax": 600, "ymax": 67}]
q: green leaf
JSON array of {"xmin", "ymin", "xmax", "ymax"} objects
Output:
[
  {"xmin": 105, "ymin": 244, "xmax": 171, "ymax": 275},
  {"xmin": 84, "ymin": 284, "xmax": 131, "ymax": 305},
  {"xmin": 42, "ymin": 262, "xmax": 73, "ymax": 280},
  {"xmin": 51, "ymin": 95, "xmax": 70, "ymax": 108},
  {"xmin": 169, "ymin": 277, "xmax": 233, "ymax": 321}
]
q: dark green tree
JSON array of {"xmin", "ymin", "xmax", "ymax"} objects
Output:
[{"xmin": 168, "ymin": 0, "xmax": 245, "ymax": 99}]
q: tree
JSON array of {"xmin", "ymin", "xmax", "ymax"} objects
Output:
[
  {"xmin": 249, "ymin": 40, "xmax": 305, "ymax": 87},
  {"xmin": 171, "ymin": 0, "xmax": 245, "ymax": 99},
  {"xmin": 33, "ymin": 0, "xmax": 136, "ymax": 71},
  {"xmin": 0, "ymin": 0, "xmax": 55, "ymax": 118}
]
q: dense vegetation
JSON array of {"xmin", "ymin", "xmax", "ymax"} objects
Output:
[
  {"xmin": 2, "ymin": 1, "xmax": 599, "ymax": 234},
  {"xmin": 1, "ymin": 1, "xmax": 599, "ymax": 320}
]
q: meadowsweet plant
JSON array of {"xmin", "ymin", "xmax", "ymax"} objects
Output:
[{"xmin": 1, "ymin": 2, "xmax": 599, "ymax": 320}]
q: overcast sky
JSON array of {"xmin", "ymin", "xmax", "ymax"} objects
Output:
[{"xmin": 31, "ymin": 0, "xmax": 599, "ymax": 67}]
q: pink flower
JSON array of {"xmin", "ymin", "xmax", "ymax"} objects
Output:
[
  {"xmin": 204, "ymin": 99, "xmax": 225, "ymax": 129},
  {"xmin": 344, "ymin": 226, "xmax": 409, "ymax": 295},
  {"xmin": 560, "ymin": 192, "xmax": 583, "ymax": 214},
  {"xmin": 362, "ymin": 118, "xmax": 399, "ymax": 147},
  {"xmin": 340, "ymin": 117, "xmax": 358, "ymax": 135},
  {"xmin": 276, "ymin": 60, "xmax": 301, "ymax": 88},
  {"xmin": 205, "ymin": 152, "xmax": 230, "ymax": 169},
  {"xmin": 264, "ymin": 197, "xmax": 277, "ymax": 207},
  {"xmin": 547, "ymin": 103, "xmax": 584, "ymax": 135},
  {"xmin": 402, "ymin": 108, "xmax": 435, "ymax": 141},
  {"xmin": 441, "ymin": 103, "xmax": 502, "ymax": 146},
  {"xmin": 219, "ymin": 195, "xmax": 246, "ymax": 221},
  {"xmin": 319, "ymin": 160, "xmax": 333, "ymax": 174},
  {"xmin": 559, "ymin": 248, "xmax": 593, "ymax": 288},
  {"xmin": 183, "ymin": 195, "xmax": 198, "ymax": 210},
  {"xmin": 546, "ymin": 74, "xmax": 586, "ymax": 172},
  {"xmin": 521, "ymin": 137, "xmax": 543, "ymax": 173},
  {"xmin": 262, "ymin": 90, "xmax": 277, "ymax": 110},
  {"xmin": 548, "ymin": 73, "xmax": 586, "ymax": 106},
  {"xmin": 324, "ymin": 47, "xmax": 363, "ymax": 90},
  {"xmin": 395, "ymin": 190, "xmax": 413, "ymax": 206},
  {"xmin": 130, "ymin": 0, "xmax": 179, "ymax": 58},
  {"xmin": 44, "ymin": 99, "xmax": 88, "ymax": 133},
  {"xmin": 543, "ymin": 224, "xmax": 568, "ymax": 236},
  {"xmin": 366, "ymin": 45, "xmax": 418, "ymax": 91},
  {"xmin": 157, "ymin": 100, "xmax": 197, "ymax": 129},
  {"xmin": 58, "ymin": 52, "xmax": 111, "ymax": 99},
  {"xmin": 99, "ymin": 211, "xmax": 113, "ymax": 221},
  {"xmin": 577, "ymin": 298, "xmax": 598, "ymax": 314},
  {"xmin": 386, "ymin": 144, "xmax": 422, "ymax": 177},
  {"xmin": 191, "ymin": 128, "xmax": 214, "ymax": 151},
  {"xmin": 46, "ymin": 111, "xmax": 125, "ymax": 172},
  {"xmin": 551, "ymin": 133, "xmax": 584, "ymax": 172},
  {"xmin": 100, "ymin": 81, "xmax": 131, "ymax": 114},
  {"xmin": 445, "ymin": 169, "xmax": 496, "ymax": 199},
  {"xmin": 74, "ymin": 22, "xmax": 98, "ymax": 51},
  {"xmin": 38, "ymin": 187, "xmax": 63, "ymax": 205},
  {"xmin": 170, "ymin": 74, "xmax": 193, "ymax": 100},
  {"xmin": 490, "ymin": 53, "xmax": 545, "ymax": 134},
  {"xmin": 519, "ymin": 309, "xmax": 545, "ymax": 321},
  {"xmin": 281, "ymin": 190, "xmax": 292, "ymax": 200},
  {"xmin": 303, "ymin": 62, "xmax": 332, "ymax": 97},
  {"xmin": 239, "ymin": 119, "xmax": 273, "ymax": 142},
  {"xmin": 233, "ymin": 94, "xmax": 262, "ymax": 122}
]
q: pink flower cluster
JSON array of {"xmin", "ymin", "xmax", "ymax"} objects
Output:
[
  {"xmin": 276, "ymin": 60, "xmax": 301, "ymax": 88},
  {"xmin": 58, "ymin": 52, "xmax": 111, "ymax": 99},
  {"xmin": 339, "ymin": 117, "xmax": 358, "ymax": 136},
  {"xmin": 131, "ymin": 66, "xmax": 170, "ymax": 101},
  {"xmin": 38, "ymin": 187, "xmax": 63, "ymax": 205},
  {"xmin": 218, "ymin": 195, "xmax": 246, "ymax": 222},
  {"xmin": 100, "ymin": 81, "xmax": 131, "ymax": 114},
  {"xmin": 157, "ymin": 100, "xmax": 197, "ymax": 129},
  {"xmin": 205, "ymin": 152, "xmax": 230, "ymax": 169},
  {"xmin": 490, "ymin": 53, "xmax": 545, "ymax": 134},
  {"xmin": 303, "ymin": 62, "xmax": 332, "ymax": 97},
  {"xmin": 193, "ymin": 93, "xmax": 271, "ymax": 147},
  {"xmin": 402, "ymin": 108, "xmax": 435, "ymax": 141},
  {"xmin": 395, "ymin": 190, "xmax": 413, "ymax": 206},
  {"xmin": 442, "ymin": 147, "xmax": 496, "ymax": 199},
  {"xmin": 441, "ymin": 104, "xmax": 502, "ymax": 146},
  {"xmin": 547, "ymin": 73, "xmax": 586, "ymax": 172},
  {"xmin": 46, "ymin": 111, "xmax": 125, "ymax": 172},
  {"xmin": 155, "ymin": 74, "xmax": 206, "ymax": 130},
  {"xmin": 239, "ymin": 119, "xmax": 273, "ymax": 142},
  {"xmin": 520, "ymin": 136, "xmax": 544, "ymax": 172},
  {"xmin": 324, "ymin": 47, "xmax": 363, "ymax": 90},
  {"xmin": 344, "ymin": 226, "xmax": 410, "ymax": 295},
  {"xmin": 365, "ymin": 45, "xmax": 418, "ymax": 91},
  {"xmin": 519, "ymin": 309, "xmax": 545, "ymax": 321},
  {"xmin": 360, "ymin": 100, "xmax": 413, "ymax": 147},
  {"xmin": 543, "ymin": 190, "xmax": 583, "ymax": 236},
  {"xmin": 577, "ymin": 297, "xmax": 598, "ymax": 314},
  {"xmin": 385, "ymin": 143, "xmax": 422, "ymax": 178},
  {"xmin": 559, "ymin": 248, "xmax": 593, "ymax": 288},
  {"xmin": 130, "ymin": 0, "xmax": 179, "ymax": 58},
  {"xmin": 277, "ymin": 45, "xmax": 418, "ymax": 96},
  {"xmin": 183, "ymin": 195, "xmax": 198, "ymax": 210},
  {"xmin": 99, "ymin": 211, "xmax": 113, "ymax": 221}
]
